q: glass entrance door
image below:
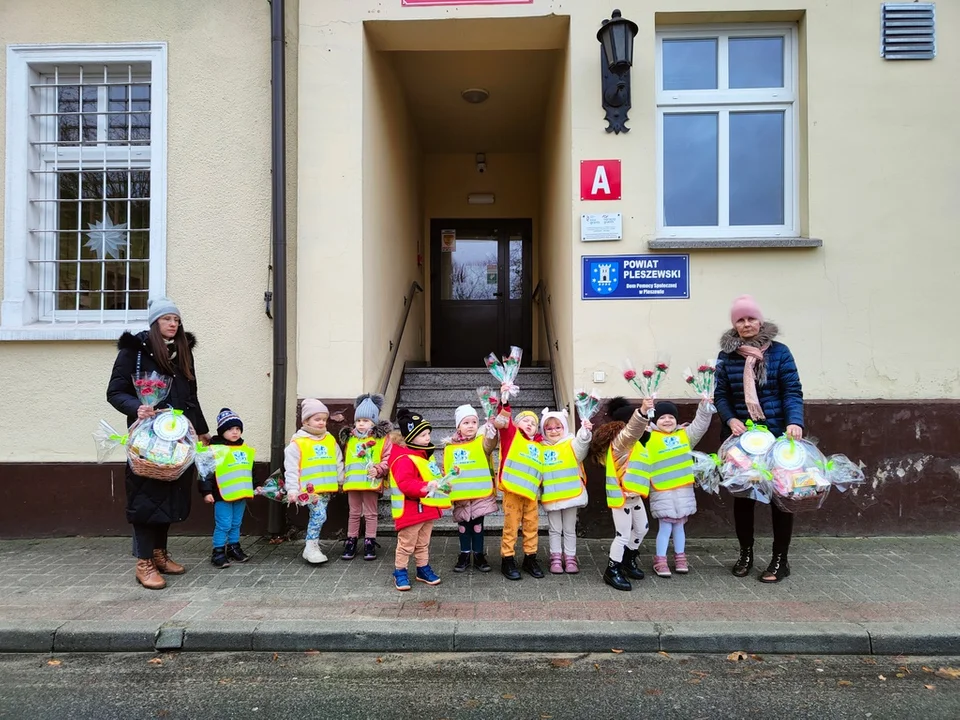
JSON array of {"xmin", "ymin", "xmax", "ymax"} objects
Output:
[{"xmin": 430, "ymin": 219, "xmax": 532, "ymax": 367}]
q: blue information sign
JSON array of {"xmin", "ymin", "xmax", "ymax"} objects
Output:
[{"xmin": 581, "ymin": 254, "xmax": 690, "ymax": 300}]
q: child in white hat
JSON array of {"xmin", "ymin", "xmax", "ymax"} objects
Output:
[
  {"xmin": 539, "ymin": 408, "xmax": 593, "ymax": 574},
  {"xmin": 284, "ymin": 399, "xmax": 344, "ymax": 564}
]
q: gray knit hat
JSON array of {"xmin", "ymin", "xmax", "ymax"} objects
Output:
[
  {"xmin": 354, "ymin": 394, "xmax": 384, "ymax": 422},
  {"xmin": 147, "ymin": 297, "xmax": 181, "ymax": 326}
]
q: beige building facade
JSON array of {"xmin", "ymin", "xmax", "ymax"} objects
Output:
[{"xmin": 2, "ymin": 1, "xmax": 957, "ymax": 536}]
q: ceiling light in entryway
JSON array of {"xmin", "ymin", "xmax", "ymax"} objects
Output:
[{"xmin": 461, "ymin": 88, "xmax": 490, "ymax": 104}]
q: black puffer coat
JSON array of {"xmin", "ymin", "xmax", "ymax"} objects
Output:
[{"xmin": 107, "ymin": 331, "xmax": 209, "ymax": 525}]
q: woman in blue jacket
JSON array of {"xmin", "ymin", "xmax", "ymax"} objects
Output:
[{"xmin": 714, "ymin": 295, "xmax": 804, "ymax": 583}]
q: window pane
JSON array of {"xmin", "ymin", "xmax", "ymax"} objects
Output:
[
  {"xmin": 509, "ymin": 236, "xmax": 523, "ymax": 300},
  {"xmin": 440, "ymin": 237, "xmax": 499, "ymax": 301},
  {"xmin": 730, "ymin": 111, "xmax": 785, "ymax": 226},
  {"xmin": 662, "ymin": 39, "xmax": 718, "ymax": 90},
  {"xmin": 729, "ymin": 37, "xmax": 784, "ymax": 89},
  {"xmin": 663, "ymin": 113, "xmax": 719, "ymax": 227}
]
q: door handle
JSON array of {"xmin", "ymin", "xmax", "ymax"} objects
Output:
[{"xmin": 493, "ymin": 292, "xmax": 503, "ymax": 297}]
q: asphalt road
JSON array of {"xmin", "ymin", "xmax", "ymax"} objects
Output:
[{"xmin": 1, "ymin": 651, "xmax": 958, "ymax": 720}]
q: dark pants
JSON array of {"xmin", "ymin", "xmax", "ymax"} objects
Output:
[
  {"xmin": 733, "ymin": 498, "xmax": 794, "ymax": 555},
  {"xmin": 458, "ymin": 517, "xmax": 486, "ymax": 554},
  {"xmin": 132, "ymin": 523, "xmax": 170, "ymax": 561}
]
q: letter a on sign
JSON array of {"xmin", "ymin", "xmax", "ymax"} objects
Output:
[{"xmin": 580, "ymin": 160, "xmax": 621, "ymax": 201}]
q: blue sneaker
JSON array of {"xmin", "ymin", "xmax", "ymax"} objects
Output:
[
  {"xmin": 416, "ymin": 564, "xmax": 441, "ymax": 586},
  {"xmin": 393, "ymin": 568, "xmax": 411, "ymax": 591}
]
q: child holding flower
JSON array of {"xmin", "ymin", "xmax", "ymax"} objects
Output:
[
  {"xmin": 284, "ymin": 399, "xmax": 344, "ymax": 564},
  {"xmin": 338, "ymin": 394, "xmax": 393, "ymax": 561}
]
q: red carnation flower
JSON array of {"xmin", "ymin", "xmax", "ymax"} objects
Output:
[
  {"xmin": 297, "ymin": 493, "xmax": 310, "ymax": 504},
  {"xmin": 698, "ymin": 365, "xmax": 710, "ymax": 372},
  {"xmin": 642, "ymin": 370, "xmax": 654, "ymax": 378},
  {"xmin": 656, "ymin": 363, "xmax": 669, "ymax": 371},
  {"xmin": 623, "ymin": 369, "xmax": 637, "ymax": 381},
  {"xmin": 305, "ymin": 484, "xmax": 315, "ymax": 493},
  {"xmin": 685, "ymin": 376, "xmax": 695, "ymax": 384}
]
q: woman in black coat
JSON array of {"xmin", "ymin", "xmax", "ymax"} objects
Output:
[
  {"xmin": 107, "ymin": 297, "xmax": 209, "ymax": 589},
  {"xmin": 714, "ymin": 295, "xmax": 804, "ymax": 584}
]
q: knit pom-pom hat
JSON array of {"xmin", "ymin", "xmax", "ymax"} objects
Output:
[
  {"xmin": 216, "ymin": 407, "xmax": 243, "ymax": 435},
  {"xmin": 606, "ymin": 396, "xmax": 635, "ymax": 424},
  {"xmin": 354, "ymin": 393, "xmax": 384, "ymax": 422}
]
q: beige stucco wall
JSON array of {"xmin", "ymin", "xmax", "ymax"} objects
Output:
[
  {"xmin": 0, "ymin": 0, "xmax": 286, "ymax": 461},
  {"xmin": 362, "ymin": 37, "xmax": 425, "ymax": 405},
  {"xmin": 297, "ymin": 0, "xmax": 959, "ymax": 403},
  {"xmin": 421, "ymin": 152, "xmax": 539, "ymax": 362}
]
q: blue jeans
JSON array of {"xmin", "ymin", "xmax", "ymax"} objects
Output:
[
  {"xmin": 305, "ymin": 497, "xmax": 329, "ymax": 541},
  {"xmin": 213, "ymin": 500, "xmax": 246, "ymax": 547}
]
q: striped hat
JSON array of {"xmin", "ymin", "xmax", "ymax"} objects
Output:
[
  {"xmin": 396, "ymin": 408, "xmax": 431, "ymax": 445},
  {"xmin": 216, "ymin": 407, "xmax": 243, "ymax": 435}
]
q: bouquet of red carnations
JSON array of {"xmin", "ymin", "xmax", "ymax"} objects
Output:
[
  {"xmin": 354, "ymin": 437, "xmax": 380, "ymax": 486},
  {"xmin": 254, "ymin": 470, "xmax": 287, "ymax": 503},
  {"xmin": 623, "ymin": 355, "xmax": 670, "ymax": 417},
  {"xmin": 683, "ymin": 360, "xmax": 717, "ymax": 411},
  {"xmin": 573, "ymin": 388, "xmax": 602, "ymax": 422},
  {"xmin": 476, "ymin": 386, "xmax": 500, "ymax": 421},
  {"xmin": 484, "ymin": 346, "xmax": 523, "ymax": 404}
]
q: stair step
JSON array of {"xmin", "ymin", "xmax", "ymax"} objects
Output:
[
  {"xmin": 400, "ymin": 368, "xmax": 553, "ymax": 389},
  {"xmin": 394, "ymin": 406, "xmax": 554, "ymax": 426},
  {"xmin": 397, "ymin": 389, "xmax": 557, "ymax": 406}
]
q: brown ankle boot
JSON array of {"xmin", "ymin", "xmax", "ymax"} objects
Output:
[
  {"xmin": 153, "ymin": 549, "xmax": 185, "ymax": 575},
  {"xmin": 136, "ymin": 559, "xmax": 166, "ymax": 590}
]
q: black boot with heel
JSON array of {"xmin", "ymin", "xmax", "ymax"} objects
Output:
[
  {"xmin": 759, "ymin": 552, "xmax": 790, "ymax": 583},
  {"xmin": 732, "ymin": 546, "xmax": 754, "ymax": 577}
]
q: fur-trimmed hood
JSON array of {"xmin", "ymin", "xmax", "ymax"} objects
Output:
[
  {"xmin": 117, "ymin": 329, "xmax": 197, "ymax": 351},
  {"xmin": 719, "ymin": 322, "xmax": 779, "ymax": 386},
  {"xmin": 339, "ymin": 419, "xmax": 393, "ymax": 445},
  {"xmin": 590, "ymin": 420, "xmax": 625, "ymax": 466}
]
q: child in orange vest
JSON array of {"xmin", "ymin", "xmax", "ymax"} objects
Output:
[
  {"xmin": 338, "ymin": 394, "xmax": 393, "ymax": 562},
  {"xmin": 495, "ymin": 404, "xmax": 544, "ymax": 580},
  {"xmin": 647, "ymin": 400, "xmax": 713, "ymax": 578}
]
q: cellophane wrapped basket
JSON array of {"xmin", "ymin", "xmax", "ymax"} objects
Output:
[
  {"xmin": 717, "ymin": 425, "xmax": 776, "ymax": 503},
  {"xmin": 691, "ymin": 451, "xmax": 721, "ymax": 495},
  {"xmin": 764, "ymin": 437, "xmax": 831, "ymax": 513}
]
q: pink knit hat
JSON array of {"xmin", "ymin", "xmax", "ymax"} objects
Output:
[
  {"xmin": 301, "ymin": 398, "xmax": 330, "ymax": 423},
  {"xmin": 730, "ymin": 295, "xmax": 764, "ymax": 325}
]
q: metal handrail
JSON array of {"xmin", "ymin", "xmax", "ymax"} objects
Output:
[
  {"xmin": 532, "ymin": 280, "xmax": 566, "ymax": 410},
  {"xmin": 379, "ymin": 281, "xmax": 424, "ymax": 397}
]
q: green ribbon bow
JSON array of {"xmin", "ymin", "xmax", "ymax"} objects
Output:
[
  {"xmin": 109, "ymin": 433, "xmax": 129, "ymax": 445},
  {"xmin": 744, "ymin": 420, "xmax": 770, "ymax": 434},
  {"xmin": 751, "ymin": 461, "xmax": 773, "ymax": 482},
  {"xmin": 708, "ymin": 452, "xmax": 722, "ymax": 467}
]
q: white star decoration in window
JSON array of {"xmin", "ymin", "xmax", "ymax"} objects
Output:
[{"xmin": 85, "ymin": 217, "xmax": 127, "ymax": 259}]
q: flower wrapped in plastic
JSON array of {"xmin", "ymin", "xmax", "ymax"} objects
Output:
[
  {"xmin": 484, "ymin": 346, "xmax": 523, "ymax": 404},
  {"xmin": 421, "ymin": 460, "xmax": 456, "ymax": 508},
  {"xmin": 574, "ymin": 388, "xmax": 602, "ymax": 422},
  {"xmin": 764, "ymin": 436, "xmax": 832, "ymax": 513},
  {"xmin": 354, "ymin": 437, "xmax": 380, "ymax": 487},
  {"xmin": 254, "ymin": 470, "xmax": 287, "ymax": 504},
  {"xmin": 717, "ymin": 422, "xmax": 777, "ymax": 503},
  {"xmin": 623, "ymin": 355, "xmax": 670, "ymax": 417},
  {"xmin": 683, "ymin": 360, "xmax": 717, "ymax": 412},
  {"xmin": 691, "ymin": 451, "xmax": 721, "ymax": 495},
  {"xmin": 820, "ymin": 454, "xmax": 867, "ymax": 493},
  {"xmin": 132, "ymin": 371, "xmax": 171, "ymax": 407},
  {"xmin": 476, "ymin": 386, "xmax": 500, "ymax": 421}
]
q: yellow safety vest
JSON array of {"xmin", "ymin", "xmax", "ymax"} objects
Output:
[
  {"xmin": 213, "ymin": 444, "xmax": 255, "ymax": 501},
  {"xmin": 295, "ymin": 434, "xmax": 340, "ymax": 494},
  {"xmin": 499, "ymin": 434, "xmax": 542, "ymax": 501},
  {"xmin": 443, "ymin": 437, "xmax": 494, "ymax": 502},
  {"xmin": 623, "ymin": 441, "xmax": 651, "ymax": 497},
  {"xmin": 388, "ymin": 454, "xmax": 452, "ymax": 519},
  {"xmin": 343, "ymin": 436, "xmax": 385, "ymax": 491},
  {"xmin": 540, "ymin": 439, "xmax": 584, "ymax": 504},
  {"xmin": 646, "ymin": 429, "xmax": 695, "ymax": 491},
  {"xmin": 605, "ymin": 446, "xmax": 626, "ymax": 508}
]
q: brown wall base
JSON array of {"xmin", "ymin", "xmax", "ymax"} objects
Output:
[{"xmin": 3, "ymin": 400, "xmax": 958, "ymax": 538}]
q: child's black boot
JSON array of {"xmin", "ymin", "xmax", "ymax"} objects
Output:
[{"xmin": 211, "ymin": 547, "xmax": 231, "ymax": 569}]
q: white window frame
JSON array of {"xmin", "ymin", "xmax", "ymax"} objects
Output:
[
  {"xmin": 2, "ymin": 42, "xmax": 167, "ymax": 341},
  {"xmin": 655, "ymin": 24, "xmax": 799, "ymax": 240}
]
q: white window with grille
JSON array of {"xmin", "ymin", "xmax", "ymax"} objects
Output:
[
  {"xmin": 655, "ymin": 26, "xmax": 799, "ymax": 240},
  {"xmin": 2, "ymin": 43, "xmax": 166, "ymax": 340}
]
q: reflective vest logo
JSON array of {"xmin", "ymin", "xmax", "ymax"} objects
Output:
[
  {"xmin": 662, "ymin": 435, "xmax": 682, "ymax": 450},
  {"xmin": 543, "ymin": 449, "xmax": 559, "ymax": 465},
  {"xmin": 453, "ymin": 448, "xmax": 469, "ymax": 464},
  {"xmin": 231, "ymin": 450, "xmax": 249, "ymax": 465},
  {"xmin": 312, "ymin": 445, "xmax": 331, "ymax": 459}
]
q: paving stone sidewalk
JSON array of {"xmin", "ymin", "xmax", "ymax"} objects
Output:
[{"xmin": 1, "ymin": 535, "xmax": 957, "ymax": 626}]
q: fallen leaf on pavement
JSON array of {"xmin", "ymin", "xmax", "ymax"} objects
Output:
[
  {"xmin": 922, "ymin": 666, "xmax": 935, "ymax": 673},
  {"xmin": 750, "ymin": 654, "xmax": 764, "ymax": 662},
  {"xmin": 658, "ymin": 651, "xmax": 670, "ymax": 658},
  {"xmin": 272, "ymin": 653, "xmax": 279, "ymax": 662},
  {"xmin": 594, "ymin": 663, "xmax": 600, "ymax": 671},
  {"xmin": 611, "ymin": 648, "xmax": 625, "ymax": 654},
  {"xmin": 550, "ymin": 658, "xmax": 573, "ymax": 668},
  {"xmin": 689, "ymin": 670, "xmax": 710, "ymax": 679},
  {"xmin": 935, "ymin": 667, "xmax": 960, "ymax": 680},
  {"xmin": 878, "ymin": 675, "xmax": 886, "ymax": 681},
  {"xmin": 896, "ymin": 673, "xmax": 906, "ymax": 679},
  {"xmin": 540, "ymin": 715, "xmax": 553, "ymax": 719},
  {"xmin": 376, "ymin": 657, "xmax": 383, "ymax": 663},
  {"xmin": 304, "ymin": 650, "xmax": 319, "ymax": 655},
  {"xmin": 46, "ymin": 659, "xmax": 61, "ymax": 667},
  {"xmin": 462, "ymin": 700, "xmax": 480, "ymax": 709},
  {"xmin": 687, "ymin": 678, "xmax": 702, "ymax": 685},
  {"xmin": 645, "ymin": 689, "xmax": 662, "ymax": 696},
  {"xmin": 925, "ymin": 684, "xmax": 936, "ymax": 690},
  {"xmin": 727, "ymin": 651, "xmax": 748, "ymax": 662},
  {"xmin": 862, "ymin": 657, "xmax": 878, "ymax": 665},
  {"xmin": 501, "ymin": 694, "xmax": 516, "ymax": 700},
  {"xmin": 838, "ymin": 680, "xmax": 853, "ymax": 687},
  {"xmin": 148, "ymin": 658, "xmax": 163, "ymax": 665}
]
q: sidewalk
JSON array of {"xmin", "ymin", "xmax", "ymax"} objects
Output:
[{"xmin": 1, "ymin": 536, "xmax": 958, "ymax": 655}]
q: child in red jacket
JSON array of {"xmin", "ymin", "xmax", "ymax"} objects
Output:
[
  {"xmin": 494, "ymin": 404, "xmax": 544, "ymax": 581},
  {"xmin": 389, "ymin": 409, "xmax": 449, "ymax": 591}
]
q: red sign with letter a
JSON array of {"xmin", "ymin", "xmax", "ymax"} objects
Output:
[{"xmin": 580, "ymin": 160, "xmax": 621, "ymax": 201}]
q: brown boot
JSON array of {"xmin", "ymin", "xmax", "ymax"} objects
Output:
[
  {"xmin": 136, "ymin": 559, "xmax": 166, "ymax": 590},
  {"xmin": 153, "ymin": 549, "xmax": 186, "ymax": 575}
]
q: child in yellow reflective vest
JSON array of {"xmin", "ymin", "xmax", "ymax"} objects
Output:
[
  {"xmin": 284, "ymin": 399, "xmax": 344, "ymax": 565},
  {"xmin": 199, "ymin": 408, "xmax": 254, "ymax": 569},
  {"xmin": 494, "ymin": 404, "xmax": 544, "ymax": 580},
  {"xmin": 444, "ymin": 404, "xmax": 498, "ymax": 574},
  {"xmin": 539, "ymin": 408, "xmax": 592, "ymax": 575},
  {"xmin": 590, "ymin": 396, "xmax": 653, "ymax": 592},
  {"xmin": 338, "ymin": 394, "xmax": 393, "ymax": 562},
  {"xmin": 647, "ymin": 400, "xmax": 714, "ymax": 578}
]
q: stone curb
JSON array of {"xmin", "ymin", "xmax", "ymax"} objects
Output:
[{"xmin": 3, "ymin": 620, "xmax": 959, "ymax": 655}]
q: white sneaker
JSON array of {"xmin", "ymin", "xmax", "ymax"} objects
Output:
[{"xmin": 302, "ymin": 540, "xmax": 328, "ymax": 564}]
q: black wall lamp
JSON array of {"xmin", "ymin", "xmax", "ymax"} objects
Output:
[{"xmin": 597, "ymin": 9, "xmax": 639, "ymax": 134}]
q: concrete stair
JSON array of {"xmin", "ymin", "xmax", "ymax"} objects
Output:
[{"xmin": 382, "ymin": 365, "xmax": 558, "ymax": 533}]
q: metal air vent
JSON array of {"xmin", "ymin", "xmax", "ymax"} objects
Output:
[{"xmin": 881, "ymin": 3, "xmax": 936, "ymax": 60}]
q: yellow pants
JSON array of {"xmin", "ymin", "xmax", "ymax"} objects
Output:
[{"xmin": 501, "ymin": 491, "xmax": 539, "ymax": 557}]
